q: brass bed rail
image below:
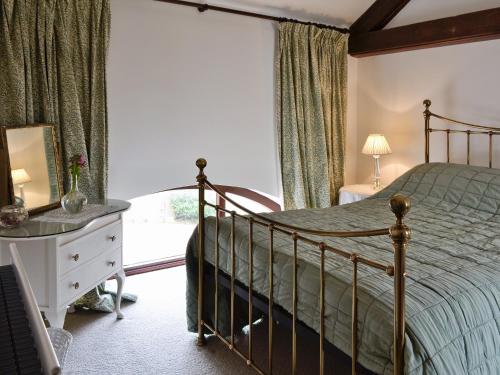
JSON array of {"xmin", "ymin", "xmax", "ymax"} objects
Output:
[
  {"xmin": 424, "ymin": 99, "xmax": 500, "ymax": 167},
  {"xmin": 194, "ymin": 158, "xmax": 411, "ymax": 375}
]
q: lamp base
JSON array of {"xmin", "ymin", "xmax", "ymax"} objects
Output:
[
  {"xmin": 373, "ymin": 178, "xmax": 382, "ymax": 190},
  {"xmin": 372, "ymin": 155, "xmax": 383, "ymax": 190}
]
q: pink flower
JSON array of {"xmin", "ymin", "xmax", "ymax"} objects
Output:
[
  {"xmin": 69, "ymin": 154, "xmax": 86, "ymax": 178},
  {"xmin": 76, "ymin": 155, "xmax": 86, "ymax": 167},
  {"xmin": 69, "ymin": 154, "xmax": 86, "ymax": 168}
]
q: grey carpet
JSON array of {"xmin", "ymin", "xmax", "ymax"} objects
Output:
[
  {"xmin": 63, "ymin": 267, "xmax": 255, "ymax": 375},
  {"xmin": 63, "ymin": 266, "xmax": 353, "ymax": 375}
]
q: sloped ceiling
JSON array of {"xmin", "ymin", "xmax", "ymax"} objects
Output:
[
  {"xmin": 208, "ymin": 0, "xmax": 500, "ymax": 28},
  {"xmin": 208, "ymin": 0, "xmax": 375, "ymax": 26},
  {"xmin": 389, "ymin": 0, "xmax": 500, "ymax": 27}
]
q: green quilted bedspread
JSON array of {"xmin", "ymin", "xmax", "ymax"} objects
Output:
[{"xmin": 186, "ymin": 163, "xmax": 500, "ymax": 374}]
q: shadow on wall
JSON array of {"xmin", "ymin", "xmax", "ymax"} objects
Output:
[
  {"xmin": 356, "ymin": 97, "xmax": 422, "ymax": 186},
  {"xmin": 355, "ymin": 40, "xmax": 500, "ymax": 185},
  {"xmin": 357, "ymin": 60, "xmax": 500, "ymax": 185}
]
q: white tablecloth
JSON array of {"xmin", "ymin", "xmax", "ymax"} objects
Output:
[{"xmin": 339, "ymin": 184, "xmax": 376, "ymax": 205}]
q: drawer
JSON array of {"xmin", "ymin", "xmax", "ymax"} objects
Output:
[
  {"xmin": 59, "ymin": 214, "xmax": 121, "ymax": 245},
  {"xmin": 60, "ymin": 246, "xmax": 122, "ymax": 307},
  {"xmin": 58, "ymin": 221, "xmax": 122, "ymax": 276}
]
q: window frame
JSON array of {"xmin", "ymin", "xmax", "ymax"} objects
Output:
[{"xmin": 123, "ymin": 185, "xmax": 281, "ymax": 276}]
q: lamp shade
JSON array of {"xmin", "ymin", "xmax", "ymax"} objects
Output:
[
  {"xmin": 362, "ymin": 134, "xmax": 392, "ymax": 156},
  {"xmin": 11, "ymin": 169, "xmax": 32, "ymax": 185}
]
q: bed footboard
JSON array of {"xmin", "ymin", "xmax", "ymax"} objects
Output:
[{"xmin": 194, "ymin": 158, "xmax": 411, "ymax": 375}]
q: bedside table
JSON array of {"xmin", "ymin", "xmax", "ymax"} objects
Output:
[{"xmin": 339, "ymin": 184, "xmax": 377, "ymax": 205}]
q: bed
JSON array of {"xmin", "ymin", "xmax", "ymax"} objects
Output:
[{"xmin": 186, "ymin": 100, "xmax": 500, "ymax": 374}]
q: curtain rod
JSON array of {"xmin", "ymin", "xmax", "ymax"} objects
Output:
[{"xmin": 155, "ymin": 0, "xmax": 350, "ymax": 34}]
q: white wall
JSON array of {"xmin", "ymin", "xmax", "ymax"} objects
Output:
[
  {"xmin": 108, "ymin": 0, "xmax": 279, "ymax": 200},
  {"xmin": 354, "ymin": 1, "xmax": 500, "ymax": 185},
  {"xmin": 107, "ymin": 0, "xmax": 358, "ymax": 200}
]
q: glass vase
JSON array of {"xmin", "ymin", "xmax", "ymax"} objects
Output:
[{"xmin": 61, "ymin": 173, "xmax": 88, "ymax": 214}]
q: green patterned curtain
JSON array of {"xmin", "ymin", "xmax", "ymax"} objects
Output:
[
  {"xmin": 276, "ymin": 22, "xmax": 347, "ymax": 210},
  {"xmin": 0, "ymin": 0, "xmax": 110, "ymax": 201}
]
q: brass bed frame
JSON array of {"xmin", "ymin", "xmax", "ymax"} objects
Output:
[
  {"xmin": 424, "ymin": 99, "xmax": 500, "ymax": 167},
  {"xmin": 194, "ymin": 99, "xmax": 500, "ymax": 375}
]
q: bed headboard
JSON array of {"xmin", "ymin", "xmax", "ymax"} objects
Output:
[{"xmin": 424, "ymin": 99, "xmax": 500, "ymax": 168}]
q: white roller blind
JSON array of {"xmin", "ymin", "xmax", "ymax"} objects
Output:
[{"xmin": 107, "ymin": 0, "xmax": 280, "ymax": 200}]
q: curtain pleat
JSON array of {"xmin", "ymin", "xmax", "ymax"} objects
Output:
[
  {"xmin": 0, "ymin": 0, "xmax": 110, "ymax": 202},
  {"xmin": 276, "ymin": 22, "xmax": 347, "ymax": 209}
]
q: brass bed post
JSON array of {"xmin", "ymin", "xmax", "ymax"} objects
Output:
[
  {"xmin": 446, "ymin": 130, "xmax": 450, "ymax": 163},
  {"xmin": 268, "ymin": 224, "xmax": 275, "ymax": 375},
  {"xmin": 467, "ymin": 130, "xmax": 471, "ymax": 165},
  {"xmin": 292, "ymin": 232, "xmax": 298, "ymax": 375},
  {"xmin": 319, "ymin": 243, "xmax": 326, "ymax": 375},
  {"xmin": 489, "ymin": 131, "xmax": 493, "ymax": 168},
  {"xmin": 389, "ymin": 195, "xmax": 411, "ymax": 375},
  {"xmin": 196, "ymin": 158, "xmax": 207, "ymax": 346},
  {"xmin": 215, "ymin": 207, "xmax": 220, "ymax": 334},
  {"xmin": 424, "ymin": 99, "xmax": 431, "ymax": 163},
  {"xmin": 248, "ymin": 218, "xmax": 254, "ymax": 365},
  {"xmin": 230, "ymin": 211, "xmax": 236, "ymax": 349},
  {"xmin": 351, "ymin": 254, "xmax": 359, "ymax": 375}
]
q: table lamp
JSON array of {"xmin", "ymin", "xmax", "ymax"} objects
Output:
[
  {"xmin": 362, "ymin": 134, "xmax": 392, "ymax": 190},
  {"xmin": 11, "ymin": 168, "xmax": 32, "ymax": 204}
]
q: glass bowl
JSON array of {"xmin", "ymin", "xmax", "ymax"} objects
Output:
[{"xmin": 0, "ymin": 205, "xmax": 29, "ymax": 228}]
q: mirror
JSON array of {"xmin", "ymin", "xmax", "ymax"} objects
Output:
[{"xmin": 1, "ymin": 124, "xmax": 63, "ymax": 214}]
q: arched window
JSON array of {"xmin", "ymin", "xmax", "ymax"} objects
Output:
[{"xmin": 123, "ymin": 186, "xmax": 281, "ymax": 275}]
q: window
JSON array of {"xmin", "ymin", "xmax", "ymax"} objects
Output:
[{"xmin": 122, "ymin": 186, "xmax": 280, "ymax": 274}]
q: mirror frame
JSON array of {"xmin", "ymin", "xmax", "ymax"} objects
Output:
[{"xmin": 0, "ymin": 124, "xmax": 64, "ymax": 215}]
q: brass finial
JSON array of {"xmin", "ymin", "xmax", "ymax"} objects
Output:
[
  {"xmin": 423, "ymin": 99, "xmax": 432, "ymax": 113},
  {"xmin": 390, "ymin": 195, "xmax": 411, "ymax": 221},
  {"xmin": 196, "ymin": 158, "xmax": 207, "ymax": 183},
  {"xmin": 390, "ymin": 195, "xmax": 412, "ymax": 241},
  {"xmin": 196, "ymin": 158, "xmax": 207, "ymax": 170},
  {"xmin": 390, "ymin": 194, "xmax": 411, "ymax": 219}
]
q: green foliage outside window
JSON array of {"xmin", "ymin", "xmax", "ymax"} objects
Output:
[{"xmin": 170, "ymin": 194, "xmax": 215, "ymax": 222}]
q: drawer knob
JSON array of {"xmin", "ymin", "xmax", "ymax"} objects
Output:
[
  {"xmin": 109, "ymin": 235, "xmax": 117, "ymax": 242},
  {"xmin": 108, "ymin": 261, "xmax": 116, "ymax": 267},
  {"xmin": 72, "ymin": 254, "xmax": 80, "ymax": 262},
  {"xmin": 73, "ymin": 282, "xmax": 80, "ymax": 290}
]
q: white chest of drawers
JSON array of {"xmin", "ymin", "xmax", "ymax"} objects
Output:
[{"xmin": 0, "ymin": 200, "xmax": 130, "ymax": 328}]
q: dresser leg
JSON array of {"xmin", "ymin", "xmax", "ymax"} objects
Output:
[
  {"xmin": 67, "ymin": 303, "xmax": 76, "ymax": 313},
  {"xmin": 115, "ymin": 269, "xmax": 126, "ymax": 319},
  {"xmin": 45, "ymin": 309, "xmax": 67, "ymax": 328}
]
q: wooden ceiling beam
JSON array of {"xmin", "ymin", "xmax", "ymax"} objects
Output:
[
  {"xmin": 349, "ymin": 7, "xmax": 500, "ymax": 57},
  {"xmin": 350, "ymin": 0, "xmax": 411, "ymax": 33}
]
